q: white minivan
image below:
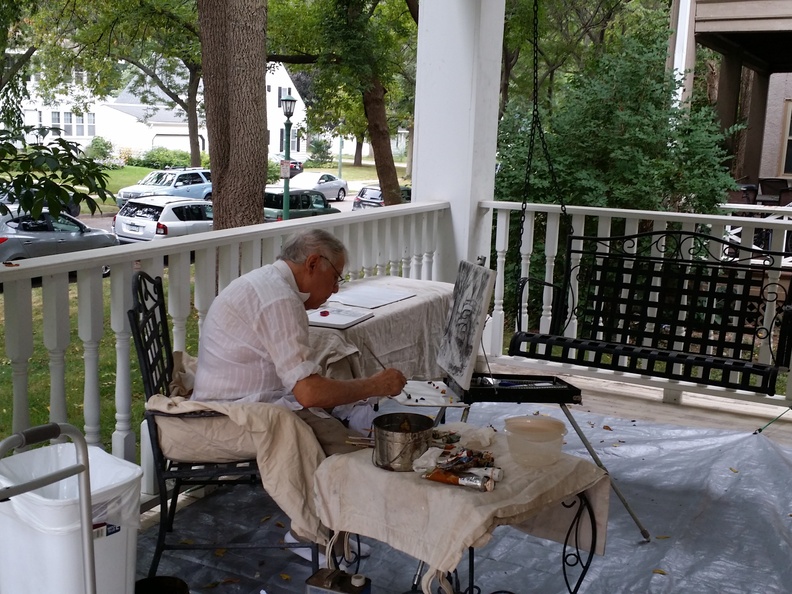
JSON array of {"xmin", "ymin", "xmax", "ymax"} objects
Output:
[{"xmin": 113, "ymin": 196, "xmax": 213, "ymax": 243}]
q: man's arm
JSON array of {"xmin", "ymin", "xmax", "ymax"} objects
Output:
[{"xmin": 292, "ymin": 368, "xmax": 406, "ymax": 409}]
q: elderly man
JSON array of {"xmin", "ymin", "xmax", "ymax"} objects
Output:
[{"xmin": 192, "ymin": 228, "xmax": 407, "ymax": 455}]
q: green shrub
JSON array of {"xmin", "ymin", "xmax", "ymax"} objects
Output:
[
  {"xmin": 127, "ymin": 147, "xmax": 191, "ymax": 169},
  {"xmin": 267, "ymin": 160, "xmax": 280, "ymax": 183},
  {"xmin": 84, "ymin": 136, "xmax": 114, "ymax": 160},
  {"xmin": 308, "ymin": 137, "xmax": 332, "ymax": 165}
]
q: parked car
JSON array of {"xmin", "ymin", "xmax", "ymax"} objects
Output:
[
  {"xmin": 264, "ymin": 187, "xmax": 341, "ymax": 222},
  {"xmin": 0, "ymin": 206, "xmax": 118, "ymax": 262},
  {"xmin": 270, "ymin": 153, "xmax": 304, "ymax": 177},
  {"xmin": 351, "ymin": 185, "xmax": 412, "ymax": 210},
  {"xmin": 289, "ymin": 171, "xmax": 349, "ymax": 201},
  {"xmin": 116, "ymin": 167, "xmax": 212, "ymax": 208},
  {"xmin": 112, "ymin": 196, "xmax": 213, "ymax": 244},
  {"xmin": 0, "ymin": 191, "xmax": 81, "ymax": 217}
]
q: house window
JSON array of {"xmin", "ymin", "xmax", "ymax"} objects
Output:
[
  {"xmin": 73, "ymin": 68, "xmax": 86, "ymax": 85},
  {"xmin": 63, "ymin": 112, "xmax": 73, "ymax": 136},
  {"xmin": 281, "ymin": 127, "xmax": 299, "ymax": 152},
  {"xmin": 277, "ymin": 86, "xmax": 292, "ymax": 107},
  {"xmin": 51, "ymin": 112, "xmax": 61, "ymax": 136},
  {"xmin": 75, "ymin": 114, "xmax": 84, "ymax": 136},
  {"xmin": 87, "ymin": 113, "xmax": 95, "ymax": 136}
]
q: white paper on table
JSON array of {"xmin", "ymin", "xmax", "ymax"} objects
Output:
[
  {"xmin": 329, "ymin": 285, "xmax": 416, "ymax": 309},
  {"xmin": 307, "ymin": 306, "xmax": 373, "ymax": 329},
  {"xmin": 392, "ymin": 380, "xmax": 468, "ymax": 408}
]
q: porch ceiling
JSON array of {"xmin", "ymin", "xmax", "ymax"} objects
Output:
[{"xmin": 696, "ymin": 30, "xmax": 792, "ymax": 73}]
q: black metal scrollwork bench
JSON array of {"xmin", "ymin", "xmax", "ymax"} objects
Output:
[{"xmin": 509, "ymin": 230, "xmax": 792, "ymax": 405}]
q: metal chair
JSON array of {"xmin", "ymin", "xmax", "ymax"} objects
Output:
[
  {"xmin": 758, "ymin": 178, "xmax": 792, "ymax": 206},
  {"xmin": 128, "ymin": 271, "xmax": 319, "ymax": 577}
]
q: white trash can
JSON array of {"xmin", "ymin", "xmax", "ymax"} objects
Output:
[{"xmin": 0, "ymin": 443, "xmax": 143, "ymax": 594}]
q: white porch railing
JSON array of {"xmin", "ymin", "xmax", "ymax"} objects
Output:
[
  {"xmin": 0, "ymin": 202, "xmax": 449, "ymax": 463},
  {"xmin": 4, "ymin": 198, "xmax": 792, "ymax": 470},
  {"xmin": 480, "ymin": 200, "xmax": 792, "ymax": 407}
]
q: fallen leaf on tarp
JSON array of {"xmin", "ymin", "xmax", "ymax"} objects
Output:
[
  {"xmin": 276, "ymin": 521, "xmax": 286, "ymax": 528},
  {"xmin": 655, "ymin": 535, "xmax": 671, "ymax": 540},
  {"xmin": 2, "ymin": 261, "xmax": 19, "ymax": 267},
  {"xmin": 729, "ymin": 467, "xmax": 739, "ymax": 474},
  {"xmin": 279, "ymin": 573, "xmax": 291, "ymax": 581},
  {"xmin": 603, "ymin": 425, "xmax": 613, "ymax": 431},
  {"xmin": 260, "ymin": 514, "xmax": 272, "ymax": 523},
  {"xmin": 221, "ymin": 578, "xmax": 240, "ymax": 585},
  {"xmin": 214, "ymin": 548, "xmax": 227, "ymax": 557},
  {"xmin": 179, "ymin": 538, "xmax": 194, "ymax": 545},
  {"xmin": 653, "ymin": 569, "xmax": 668, "ymax": 575}
]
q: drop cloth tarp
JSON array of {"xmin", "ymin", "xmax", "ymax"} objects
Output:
[{"xmin": 464, "ymin": 401, "xmax": 792, "ymax": 594}]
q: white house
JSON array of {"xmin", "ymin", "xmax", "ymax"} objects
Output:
[{"xmin": 20, "ymin": 62, "xmax": 309, "ymax": 162}]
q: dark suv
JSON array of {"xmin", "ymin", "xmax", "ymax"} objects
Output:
[
  {"xmin": 351, "ymin": 185, "xmax": 412, "ymax": 210},
  {"xmin": 264, "ymin": 187, "xmax": 340, "ymax": 222}
]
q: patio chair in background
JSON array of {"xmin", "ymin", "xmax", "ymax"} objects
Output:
[
  {"xmin": 128, "ymin": 271, "xmax": 319, "ymax": 577},
  {"xmin": 758, "ymin": 178, "xmax": 792, "ymax": 206}
]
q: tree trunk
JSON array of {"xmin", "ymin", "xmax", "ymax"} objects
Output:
[
  {"xmin": 354, "ymin": 136, "xmax": 363, "ymax": 166},
  {"xmin": 362, "ymin": 77, "xmax": 400, "ymax": 206},
  {"xmin": 186, "ymin": 69, "xmax": 202, "ymax": 166},
  {"xmin": 197, "ymin": 0, "xmax": 267, "ymax": 230}
]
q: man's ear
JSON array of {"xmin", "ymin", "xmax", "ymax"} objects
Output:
[{"xmin": 305, "ymin": 253, "xmax": 321, "ymax": 273}]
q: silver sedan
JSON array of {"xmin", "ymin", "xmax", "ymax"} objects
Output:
[
  {"xmin": 0, "ymin": 206, "xmax": 118, "ymax": 262},
  {"xmin": 288, "ymin": 171, "xmax": 349, "ymax": 201}
]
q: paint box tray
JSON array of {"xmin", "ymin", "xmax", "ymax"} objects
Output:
[{"xmin": 446, "ymin": 374, "xmax": 581, "ymax": 405}]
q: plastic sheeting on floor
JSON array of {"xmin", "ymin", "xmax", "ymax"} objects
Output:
[{"xmin": 137, "ymin": 399, "xmax": 792, "ymax": 594}]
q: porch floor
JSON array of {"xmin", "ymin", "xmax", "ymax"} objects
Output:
[{"xmin": 135, "ymin": 375, "xmax": 792, "ymax": 593}]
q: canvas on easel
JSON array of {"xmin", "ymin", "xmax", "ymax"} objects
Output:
[{"xmin": 436, "ymin": 260, "xmax": 496, "ymax": 391}]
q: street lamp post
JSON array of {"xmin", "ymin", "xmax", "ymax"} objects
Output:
[{"xmin": 280, "ymin": 94, "xmax": 297, "ymax": 221}]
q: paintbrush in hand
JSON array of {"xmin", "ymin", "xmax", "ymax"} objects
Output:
[{"xmin": 362, "ymin": 341, "xmax": 413, "ymax": 407}]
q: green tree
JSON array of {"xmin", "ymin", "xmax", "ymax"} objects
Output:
[
  {"xmin": 0, "ymin": 126, "xmax": 114, "ymax": 217},
  {"xmin": 31, "ymin": 0, "xmax": 205, "ymax": 166},
  {"xmin": 496, "ymin": 5, "xmax": 735, "ymax": 214},
  {"xmin": 0, "ymin": 0, "xmax": 37, "ymax": 126},
  {"xmin": 269, "ymin": 0, "xmax": 417, "ymax": 205}
]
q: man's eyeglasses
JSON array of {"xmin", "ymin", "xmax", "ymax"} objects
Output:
[{"xmin": 320, "ymin": 255, "xmax": 346, "ymax": 286}]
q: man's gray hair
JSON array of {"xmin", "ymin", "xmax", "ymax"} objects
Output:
[{"xmin": 279, "ymin": 228, "xmax": 348, "ymax": 266}]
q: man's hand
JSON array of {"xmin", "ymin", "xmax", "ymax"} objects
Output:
[{"xmin": 370, "ymin": 368, "xmax": 407, "ymax": 396}]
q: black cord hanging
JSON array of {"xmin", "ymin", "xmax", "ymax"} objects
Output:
[
  {"xmin": 515, "ymin": 0, "xmax": 571, "ymax": 266},
  {"xmin": 512, "ymin": 0, "xmax": 574, "ymax": 333}
]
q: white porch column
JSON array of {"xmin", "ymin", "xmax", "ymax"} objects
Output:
[{"xmin": 412, "ymin": 0, "xmax": 505, "ymax": 283}]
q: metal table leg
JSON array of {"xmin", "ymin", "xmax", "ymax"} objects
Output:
[{"xmin": 560, "ymin": 404, "xmax": 650, "ymax": 541}]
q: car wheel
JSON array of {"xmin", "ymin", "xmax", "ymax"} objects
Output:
[
  {"xmin": 204, "ymin": 192, "xmax": 212, "ymax": 202},
  {"xmin": 337, "ymin": 188, "xmax": 346, "ymax": 201}
]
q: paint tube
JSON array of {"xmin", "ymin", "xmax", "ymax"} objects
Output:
[
  {"xmin": 465, "ymin": 467, "xmax": 504, "ymax": 482},
  {"xmin": 422, "ymin": 468, "xmax": 494, "ymax": 492}
]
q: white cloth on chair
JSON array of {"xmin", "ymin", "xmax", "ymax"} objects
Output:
[{"xmin": 147, "ymin": 394, "xmax": 328, "ymax": 545}]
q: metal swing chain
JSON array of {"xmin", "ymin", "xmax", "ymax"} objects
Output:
[{"xmin": 516, "ymin": 0, "xmax": 570, "ymax": 265}]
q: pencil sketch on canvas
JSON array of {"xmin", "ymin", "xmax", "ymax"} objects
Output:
[{"xmin": 437, "ymin": 260, "xmax": 496, "ymax": 390}]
